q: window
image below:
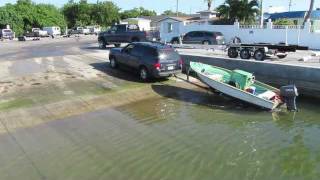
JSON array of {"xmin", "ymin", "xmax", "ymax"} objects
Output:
[
  {"xmin": 185, "ymin": 32, "xmax": 195, "ymax": 37},
  {"xmin": 142, "ymin": 46, "xmax": 158, "ymax": 57},
  {"xmin": 204, "ymin": 32, "xmax": 214, "ymax": 37},
  {"xmin": 167, "ymin": 22, "xmax": 173, "ymax": 33},
  {"xmin": 193, "ymin": 31, "xmax": 204, "ymax": 37},
  {"xmin": 110, "ymin": 26, "xmax": 117, "ymax": 32},
  {"xmin": 123, "ymin": 44, "xmax": 135, "ymax": 54},
  {"xmin": 117, "ymin": 25, "xmax": 126, "ymax": 32},
  {"xmin": 131, "ymin": 45, "xmax": 144, "ymax": 57}
]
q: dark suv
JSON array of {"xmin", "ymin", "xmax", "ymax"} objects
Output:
[
  {"xmin": 171, "ymin": 31, "xmax": 225, "ymax": 45},
  {"xmin": 109, "ymin": 42, "xmax": 182, "ymax": 81}
]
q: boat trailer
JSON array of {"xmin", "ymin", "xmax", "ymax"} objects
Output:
[{"xmin": 227, "ymin": 43, "xmax": 308, "ymax": 61}]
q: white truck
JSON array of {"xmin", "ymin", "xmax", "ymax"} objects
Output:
[
  {"xmin": 32, "ymin": 28, "xmax": 48, "ymax": 37},
  {"xmin": 86, "ymin": 26, "xmax": 101, "ymax": 35},
  {"xmin": 43, "ymin": 26, "xmax": 61, "ymax": 36}
]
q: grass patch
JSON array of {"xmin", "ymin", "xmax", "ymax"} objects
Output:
[{"xmin": 0, "ymin": 99, "xmax": 34, "ymax": 111}]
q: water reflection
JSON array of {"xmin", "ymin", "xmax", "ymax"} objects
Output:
[
  {"xmin": 115, "ymin": 90, "xmax": 320, "ymax": 180},
  {"xmin": 1, "ymin": 86, "xmax": 319, "ymax": 180}
]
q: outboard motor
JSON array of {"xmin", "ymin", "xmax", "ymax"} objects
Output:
[{"xmin": 280, "ymin": 85, "xmax": 299, "ymax": 111}]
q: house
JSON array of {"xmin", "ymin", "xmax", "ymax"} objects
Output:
[
  {"xmin": 120, "ymin": 18, "xmax": 152, "ymax": 31},
  {"xmin": 157, "ymin": 10, "xmax": 220, "ymax": 41},
  {"xmin": 265, "ymin": 10, "xmax": 320, "ymax": 26},
  {"xmin": 139, "ymin": 15, "xmax": 170, "ymax": 30}
]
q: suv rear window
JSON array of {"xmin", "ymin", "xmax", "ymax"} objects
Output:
[
  {"xmin": 158, "ymin": 49, "xmax": 180, "ymax": 62},
  {"xmin": 214, "ymin": 32, "xmax": 223, "ymax": 36},
  {"xmin": 142, "ymin": 46, "xmax": 158, "ymax": 57},
  {"xmin": 3, "ymin": 30, "xmax": 12, "ymax": 33}
]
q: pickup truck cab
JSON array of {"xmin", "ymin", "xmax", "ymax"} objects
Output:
[{"xmin": 98, "ymin": 24, "xmax": 154, "ymax": 48}]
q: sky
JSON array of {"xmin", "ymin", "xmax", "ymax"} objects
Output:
[{"xmin": 0, "ymin": 0, "xmax": 318, "ymax": 14}]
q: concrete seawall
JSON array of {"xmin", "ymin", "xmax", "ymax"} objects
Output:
[{"xmin": 180, "ymin": 53, "xmax": 320, "ymax": 98}]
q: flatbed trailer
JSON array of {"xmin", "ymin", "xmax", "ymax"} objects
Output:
[{"xmin": 227, "ymin": 43, "xmax": 308, "ymax": 61}]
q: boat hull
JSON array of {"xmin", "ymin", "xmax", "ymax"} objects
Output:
[{"xmin": 197, "ymin": 72, "xmax": 278, "ymax": 110}]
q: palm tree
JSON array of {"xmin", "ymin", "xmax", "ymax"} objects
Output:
[
  {"xmin": 204, "ymin": 0, "xmax": 213, "ymax": 10},
  {"xmin": 303, "ymin": 0, "xmax": 315, "ymax": 24},
  {"xmin": 217, "ymin": 0, "xmax": 259, "ymax": 23}
]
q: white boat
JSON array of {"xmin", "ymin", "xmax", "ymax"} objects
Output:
[{"xmin": 190, "ymin": 62, "xmax": 298, "ymax": 110}]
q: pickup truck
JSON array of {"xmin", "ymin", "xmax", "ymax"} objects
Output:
[{"xmin": 98, "ymin": 24, "xmax": 158, "ymax": 48}]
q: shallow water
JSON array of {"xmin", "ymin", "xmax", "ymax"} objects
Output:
[{"xmin": 0, "ymin": 84, "xmax": 319, "ymax": 180}]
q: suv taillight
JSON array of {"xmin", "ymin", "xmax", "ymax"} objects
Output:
[{"xmin": 154, "ymin": 62, "xmax": 161, "ymax": 70}]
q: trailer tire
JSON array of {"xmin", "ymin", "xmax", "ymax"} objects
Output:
[
  {"xmin": 240, "ymin": 49, "xmax": 251, "ymax": 59},
  {"xmin": 228, "ymin": 47, "xmax": 238, "ymax": 58},
  {"xmin": 254, "ymin": 49, "xmax": 266, "ymax": 61}
]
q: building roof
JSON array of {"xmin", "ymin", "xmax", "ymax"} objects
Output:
[
  {"xmin": 139, "ymin": 15, "xmax": 170, "ymax": 23},
  {"xmin": 122, "ymin": 18, "xmax": 151, "ymax": 22},
  {"xmin": 196, "ymin": 10, "xmax": 218, "ymax": 14},
  {"xmin": 268, "ymin": 10, "xmax": 320, "ymax": 20},
  {"xmin": 156, "ymin": 16, "xmax": 195, "ymax": 23}
]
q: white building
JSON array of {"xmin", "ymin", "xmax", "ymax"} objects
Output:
[
  {"xmin": 120, "ymin": 18, "xmax": 152, "ymax": 31},
  {"xmin": 158, "ymin": 18, "xmax": 320, "ymax": 49}
]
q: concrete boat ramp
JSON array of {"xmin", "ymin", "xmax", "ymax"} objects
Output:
[{"xmin": 178, "ymin": 48, "xmax": 320, "ymax": 98}]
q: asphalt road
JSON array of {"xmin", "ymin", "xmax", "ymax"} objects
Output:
[{"xmin": 0, "ymin": 36, "xmax": 109, "ymax": 79}]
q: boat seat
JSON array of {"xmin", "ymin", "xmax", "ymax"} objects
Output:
[{"xmin": 257, "ymin": 90, "xmax": 276, "ymax": 100}]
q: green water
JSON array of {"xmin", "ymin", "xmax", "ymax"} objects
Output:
[{"xmin": 0, "ymin": 84, "xmax": 319, "ymax": 180}]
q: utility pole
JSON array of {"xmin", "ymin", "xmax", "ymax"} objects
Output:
[
  {"xmin": 289, "ymin": 0, "xmax": 292, "ymax": 11},
  {"xmin": 176, "ymin": 0, "xmax": 179, "ymax": 17},
  {"xmin": 260, "ymin": 0, "xmax": 264, "ymax": 28}
]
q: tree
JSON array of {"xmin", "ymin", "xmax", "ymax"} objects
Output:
[
  {"xmin": 217, "ymin": 0, "xmax": 259, "ymax": 23},
  {"xmin": 303, "ymin": 0, "xmax": 314, "ymax": 24},
  {"xmin": 0, "ymin": 1, "xmax": 66, "ymax": 36},
  {"xmin": 120, "ymin": 7, "xmax": 156, "ymax": 19},
  {"xmin": 273, "ymin": 19, "xmax": 295, "ymax": 26},
  {"xmin": 162, "ymin": 10, "xmax": 187, "ymax": 16},
  {"xmin": 62, "ymin": 1, "xmax": 120, "ymax": 28},
  {"xmin": 204, "ymin": 0, "xmax": 213, "ymax": 10}
]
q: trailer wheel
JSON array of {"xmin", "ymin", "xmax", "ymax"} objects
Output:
[
  {"xmin": 228, "ymin": 47, "xmax": 238, "ymax": 58},
  {"xmin": 254, "ymin": 49, "xmax": 266, "ymax": 61},
  {"xmin": 240, "ymin": 49, "xmax": 251, "ymax": 59}
]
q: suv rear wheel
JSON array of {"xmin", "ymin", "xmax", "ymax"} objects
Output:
[{"xmin": 139, "ymin": 67, "xmax": 149, "ymax": 82}]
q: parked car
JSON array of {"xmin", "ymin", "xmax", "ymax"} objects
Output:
[
  {"xmin": 109, "ymin": 42, "xmax": 182, "ymax": 81},
  {"xmin": 86, "ymin": 25, "xmax": 101, "ymax": 35},
  {"xmin": 43, "ymin": 26, "xmax": 61, "ymax": 36},
  {"xmin": 98, "ymin": 24, "xmax": 158, "ymax": 48},
  {"xmin": 171, "ymin": 31, "xmax": 225, "ymax": 45},
  {"xmin": 0, "ymin": 29, "xmax": 14, "ymax": 40}
]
